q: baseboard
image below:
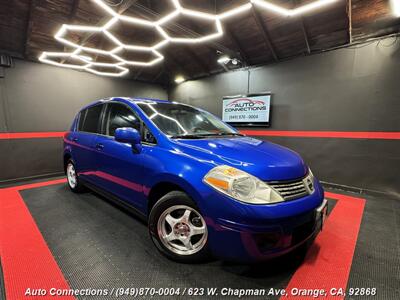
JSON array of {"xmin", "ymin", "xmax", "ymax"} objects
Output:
[
  {"xmin": 0, "ymin": 172, "xmax": 65, "ymax": 188},
  {"xmin": 321, "ymin": 181, "xmax": 399, "ymax": 200}
]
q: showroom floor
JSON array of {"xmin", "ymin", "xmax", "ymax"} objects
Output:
[{"xmin": 1, "ymin": 178, "xmax": 399, "ymax": 299}]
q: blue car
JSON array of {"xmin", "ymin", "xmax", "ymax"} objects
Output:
[{"xmin": 63, "ymin": 97, "xmax": 327, "ymax": 263}]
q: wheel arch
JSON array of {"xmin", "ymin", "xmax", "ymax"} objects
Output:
[{"xmin": 146, "ymin": 175, "xmax": 204, "ymax": 217}]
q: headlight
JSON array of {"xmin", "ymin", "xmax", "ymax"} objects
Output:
[
  {"xmin": 203, "ymin": 165, "xmax": 284, "ymax": 204},
  {"xmin": 304, "ymin": 168, "xmax": 315, "ymax": 194}
]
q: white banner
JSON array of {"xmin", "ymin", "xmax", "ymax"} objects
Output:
[{"xmin": 222, "ymin": 95, "xmax": 271, "ymax": 123}]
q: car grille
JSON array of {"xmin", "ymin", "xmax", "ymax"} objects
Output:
[{"xmin": 267, "ymin": 174, "xmax": 314, "ymax": 201}]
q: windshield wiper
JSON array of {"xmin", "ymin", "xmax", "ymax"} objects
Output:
[
  {"xmin": 171, "ymin": 132, "xmax": 244, "ymax": 139},
  {"xmin": 196, "ymin": 132, "xmax": 244, "ymax": 137},
  {"xmin": 170, "ymin": 134, "xmax": 208, "ymax": 139},
  {"xmin": 215, "ymin": 132, "xmax": 244, "ymax": 137}
]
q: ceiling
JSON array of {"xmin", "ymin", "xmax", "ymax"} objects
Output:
[{"xmin": 1, "ymin": 0, "xmax": 399, "ymax": 86}]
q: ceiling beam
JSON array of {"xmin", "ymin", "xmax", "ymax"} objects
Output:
[
  {"xmin": 129, "ymin": 2, "xmax": 237, "ymax": 79},
  {"xmin": 184, "ymin": 46, "xmax": 212, "ymax": 76},
  {"xmin": 165, "ymin": 14, "xmax": 230, "ymax": 76},
  {"xmin": 23, "ymin": 0, "xmax": 36, "ymax": 58},
  {"xmin": 251, "ymin": 7, "xmax": 279, "ymax": 62},
  {"xmin": 93, "ymin": 36, "xmax": 105, "ymax": 62},
  {"xmin": 78, "ymin": 0, "xmax": 138, "ymax": 46},
  {"xmin": 292, "ymin": 0, "xmax": 311, "ymax": 54},
  {"xmin": 159, "ymin": 62, "xmax": 173, "ymax": 84},
  {"xmin": 133, "ymin": 67, "xmax": 144, "ymax": 80},
  {"xmin": 201, "ymin": 46, "xmax": 228, "ymax": 72},
  {"xmin": 150, "ymin": 67, "xmax": 165, "ymax": 83},
  {"xmin": 60, "ymin": 0, "xmax": 80, "ymax": 62},
  {"xmin": 299, "ymin": 19, "xmax": 311, "ymax": 54},
  {"xmin": 61, "ymin": 0, "xmax": 138, "ymax": 64},
  {"xmin": 68, "ymin": 0, "xmax": 80, "ymax": 23},
  {"xmin": 117, "ymin": 0, "xmax": 139, "ymax": 14},
  {"xmin": 165, "ymin": 49, "xmax": 192, "ymax": 75},
  {"xmin": 133, "ymin": 2, "xmax": 238, "ymax": 57},
  {"xmin": 224, "ymin": 26, "xmax": 250, "ymax": 66},
  {"xmin": 347, "ymin": 0, "xmax": 352, "ymax": 44},
  {"xmin": 163, "ymin": 48, "xmax": 192, "ymax": 81}
]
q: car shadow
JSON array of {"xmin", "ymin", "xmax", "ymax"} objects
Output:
[{"xmin": 219, "ymin": 243, "xmax": 316, "ymax": 278}]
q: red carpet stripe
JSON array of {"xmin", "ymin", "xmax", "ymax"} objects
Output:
[
  {"xmin": 240, "ymin": 130, "xmax": 400, "ymax": 140},
  {"xmin": 1, "ymin": 180, "xmax": 365, "ymax": 299},
  {"xmin": 0, "ymin": 132, "xmax": 66, "ymax": 139},
  {"xmin": 281, "ymin": 192, "xmax": 366, "ymax": 300},
  {"xmin": 0, "ymin": 179, "xmax": 73, "ymax": 299}
]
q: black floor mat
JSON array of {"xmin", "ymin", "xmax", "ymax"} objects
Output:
[
  {"xmin": 19, "ymin": 184, "xmax": 400, "ymax": 299},
  {"xmin": 20, "ymin": 184, "xmax": 310, "ymax": 299},
  {"xmin": 345, "ymin": 192, "xmax": 400, "ymax": 300}
]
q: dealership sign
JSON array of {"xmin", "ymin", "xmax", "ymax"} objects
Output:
[{"xmin": 222, "ymin": 95, "xmax": 271, "ymax": 124}]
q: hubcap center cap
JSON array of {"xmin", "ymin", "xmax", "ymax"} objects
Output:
[{"xmin": 174, "ymin": 223, "xmax": 190, "ymax": 237}]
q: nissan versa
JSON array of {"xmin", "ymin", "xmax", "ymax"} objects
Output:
[{"xmin": 63, "ymin": 97, "xmax": 327, "ymax": 262}]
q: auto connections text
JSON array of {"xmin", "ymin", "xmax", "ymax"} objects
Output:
[{"xmin": 24, "ymin": 287, "xmax": 378, "ymax": 298}]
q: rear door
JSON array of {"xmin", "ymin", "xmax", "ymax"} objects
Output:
[
  {"xmin": 72, "ymin": 104, "xmax": 104, "ymax": 184},
  {"xmin": 93, "ymin": 102, "xmax": 150, "ymax": 211}
]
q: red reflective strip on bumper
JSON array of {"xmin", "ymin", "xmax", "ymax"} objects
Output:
[
  {"xmin": 0, "ymin": 179, "xmax": 73, "ymax": 299},
  {"xmin": 281, "ymin": 192, "xmax": 366, "ymax": 300},
  {"xmin": 0, "ymin": 132, "xmax": 67, "ymax": 139},
  {"xmin": 240, "ymin": 130, "xmax": 400, "ymax": 140}
]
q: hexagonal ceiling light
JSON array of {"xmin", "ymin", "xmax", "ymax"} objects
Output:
[
  {"xmin": 91, "ymin": 0, "xmax": 225, "ymax": 45},
  {"xmin": 39, "ymin": 0, "xmax": 338, "ymax": 77},
  {"xmin": 39, "ymin": 51, "xmax": 129, "ymax": 77},
  {"xmin": 155, "ymin": 0, "xmax": 223, "ymax": 44},
  {"xmin": 250, "ymin": 0, "xmax": 338, "ymax": 17},
  {"xmin": 54, "ymin": 17, "xmax": 165, "ymax": 65}
]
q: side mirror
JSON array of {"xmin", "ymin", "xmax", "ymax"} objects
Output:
[{"xmin": 115, "ymin": 127, "xmax": 142, "ymax": 153}]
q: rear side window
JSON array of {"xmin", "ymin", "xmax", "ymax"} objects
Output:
[
  {"xmin": 105, "ymin": 103, "xmax": 140, "ymax": 136},
  {"xmin": 81, "ymin": 105, "xmax": 103, "ymax": 133},
  {"xmin": 77, "ymin": 110, "xmax": 86, "ymax": 131}
]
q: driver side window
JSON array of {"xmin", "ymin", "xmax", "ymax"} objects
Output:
[
  {"xmin": 105, "ymin": 103, "xmax": 140, "ymax": 136},
  {"xmin": 104, "ymin": 103, "xmax": 156, "ymax": 144}
]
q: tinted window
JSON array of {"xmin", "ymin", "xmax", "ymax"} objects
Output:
[
  {"xmin": 77, "ymin": 110, "xmax": 86, "ymax": 131},
  {"xmin": 105, "ymin": 103, "xmax": 140, "ymax": 136},
  {"xmin": 81, "ymin": 105, "xmax": 103, "ymax": 133}
]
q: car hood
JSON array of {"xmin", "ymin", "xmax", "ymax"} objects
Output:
[{"xmin": 172, "ymin": 136, "xmax": 308, "ymax": 181}]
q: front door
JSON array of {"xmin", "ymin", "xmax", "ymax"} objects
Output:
[{"xmin": 94, "ymin": 102, "xmax": 147, "ymax": 211}]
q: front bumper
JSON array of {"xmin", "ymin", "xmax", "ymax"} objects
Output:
[{"xmin": 207, "ymin": 198, "xmax": 328, "ymax": 262}]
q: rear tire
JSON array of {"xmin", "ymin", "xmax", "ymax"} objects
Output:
[
  {"xmin": 66, "ymin": 160, "xmax": 85, "ymax": 193},
  {"xmin": 148, "ymin": 191, "xmax": 211, "ymax": 263}
]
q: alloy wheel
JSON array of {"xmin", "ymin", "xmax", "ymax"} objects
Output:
[
  {"xmin": 157, "ymin": 205, "xmax": 208, "ymax": 256},
  {"xmin": 67, "ymin": 163, "xmax": 77, "ymax": 188}
]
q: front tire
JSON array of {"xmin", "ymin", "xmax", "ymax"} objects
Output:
[
  {"xmin": 148, "ymin": 191, "xmax": 211, "ymax": 263},
  {"xmin": 66, "ymin": 160, "xmax": 85, "ymax": 193}
]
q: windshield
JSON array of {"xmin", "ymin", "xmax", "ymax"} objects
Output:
[{"xmin": 137, "ymin": 102, "xmax": 239, "ymax": 138}]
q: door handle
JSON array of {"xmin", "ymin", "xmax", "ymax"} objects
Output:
[
  {"xmin": 95, "ymin": 143, "xmax": 104, "ymax": 150},
  {"xmin": 72, "ymin": 137, "xmax": 78, "ymax": 142}
]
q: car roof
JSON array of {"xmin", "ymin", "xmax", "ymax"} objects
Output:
[
  {"xmin": 81, "ymin": 97, "xmax": 172, "ymax": 111},
  {"xmin": 125, "ymin": 97, "xmax": 170, "ymax": 104}
]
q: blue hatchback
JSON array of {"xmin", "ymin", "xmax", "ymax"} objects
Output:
[{"xmin": 63, "ymin": 97, "xmax": 327, "ymax": 262}]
